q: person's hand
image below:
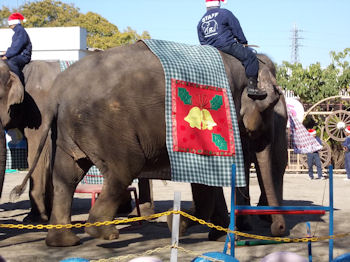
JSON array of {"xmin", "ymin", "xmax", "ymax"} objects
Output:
[{"xmin": 1, "ymin": 56, "xmax": 7, "ymax": 60}]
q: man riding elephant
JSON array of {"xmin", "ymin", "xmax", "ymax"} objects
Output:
[
  {"xmin": 1, "ymin": 13, "xmax": 32, "ymax": 86},
  {"xmin": 198, "ymin": 0, "xmax": 266, "ymax": 99}
]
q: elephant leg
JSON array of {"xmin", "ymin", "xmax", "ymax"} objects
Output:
[
  {"xmin": 255, "ymin": 163, "xmax": 272, "ymax": 224},
  {"xmin": 256, "ymin": 145, "xmax": 286, "ymax": 236},
  {"xmin": 24, "ymin": 136, "xmax": 52, "ymax": 223},
  {"xmin": 85, "ymin": 170, "xmax": 130, "ymax": 240},
  {"xmin": 236, "ymin": 146, "xmax": 253, "ymax": 231},
  {"xmin": 207, "ymin": 187, "xmax": 230, "ymax": 241},
  {"xmin": 167, "ymin": 183, "xmax": 211, "ymax": 236},
  {"xmin": 171, "ymin": 183, "xmax": 229, "ymax": 240},
  {"xmin": 25, "ymin": 172, "xmax": 50, "ymax": 223},
  {"xmin": 256, "ymin": 163, "xmax": 267, "ymax": 206},
  {"xmin": 46, "ymin": 148, "xmax": 85, "ymax": 247},
  {"xmin": 129, "ymin": 178, "xmax": 154, "ymax": 217}
]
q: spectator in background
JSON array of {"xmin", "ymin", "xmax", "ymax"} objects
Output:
[
  {"xmin": 1, "ymin": 13, "xmax": 32, "ymax": 86},
  {"xmin": 306, "ymin": 129, "xmax": 326, "ymax": 180},
  {"xmin": 342, "ymin": 126, "xmax": 350, "ymax": 181}
]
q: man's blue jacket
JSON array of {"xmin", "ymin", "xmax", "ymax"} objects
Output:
[
  {"xmin": 197, "ymin": 7, "xmax": 247, "ymax": 49},
  {"xmin": 5, "ymin": 24, "xmax": 32, "ymax": 60}
]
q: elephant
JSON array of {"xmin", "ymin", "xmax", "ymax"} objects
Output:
[
  {"xmin": 5, "ymin": 40, "xmax": 287, "ymax": 247},
  {"xmin": 0, "ymin": 60, "xmax": 61, "ymax": 221}
]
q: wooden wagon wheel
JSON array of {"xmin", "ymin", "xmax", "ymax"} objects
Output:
[
  {"xmin": 300, "ymin": 141, "xmax": 332, "ymax": 169},
  {"xmin": 325, "ymin": 110, "xmax": 350, "ymax": 142}
]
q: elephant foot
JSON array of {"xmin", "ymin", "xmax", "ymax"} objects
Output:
[
  {"xmin": 258, "ymin": 214, "xmax": 272, "ymax": 223},
  {"xmin": 270, "ymin": 221, "xmax": 286, "ymax": 236},
  {"xmin": 236, "ymin": 215, "xmax": 252, "ymax": 231},
  {"xmin": 166, "ymin": 208, "xmax": 195, "ymax": 236},
  {"xmin": 128, "ymin": 202, "xmax": 154, "ymax": 218},
  {"xmin": 117, "ymin": 198, "xmax": 133, "ymax": 215},
  {"xmin": 46, "ymin": 228, "xmax": 80, "ymax": 247},
  {"xmin": 208, "ymin": 228, "xmax": 227, "ymax": 242},
  {"xmin": 23, "ymin": 211, "xmax": 48, "ymax": 224},
  {"xmin": 85, "ymin": 225, "xmax": 119, "ymax": 240}
]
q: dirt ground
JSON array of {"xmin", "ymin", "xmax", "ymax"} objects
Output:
[{"xmin": 0, "ymin": 171, "xmax": 350, "ymax": 262}]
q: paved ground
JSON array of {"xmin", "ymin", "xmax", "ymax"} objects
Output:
[{"xmin": 0, "ymin": 171, "xmax": 350, "ymax": 261}]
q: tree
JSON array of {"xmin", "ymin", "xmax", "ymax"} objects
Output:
[
  {"xmin": 330, "ymin": 48, "xmax": 350, "ymax": 93},
  {"xmin": 0, "ymin": 0, "xmax": 150, "ymax": 49},
  {"xmin": 277, "ymin": 50, "xmax": 350, "ymax": 169},
  {"xmin": 276, "ymin": 61, "xmax": 339, "ymax": 104},
  {"xmin": 276, "ymin": 48, "xmax": 350, "ymax": 104},
  {"xmin": 0, "ymin": 6, "xmax": 11, "ymax": 27}
]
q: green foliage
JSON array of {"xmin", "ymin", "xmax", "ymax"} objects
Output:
[
  {"xmin": 0, "ymin": 6, "xmax": 11, "ymax": 27},
  {"xmin": 212, "ymin": 133, "xmax": 228, "ymax": 151},
  {"xmin": 178, "ymin": 88, "xmax": 192, "ymax": 105},
  {"xmin": 276, "ymin": 61, "xmax": 339, "ymax": 104},
  {"xmin": 0, "ymin": 0, "xmax": 150, "ymax": 49},
  {"xmin": 330, "ymin": 48, "xmax": 350, "ymax": 92},
  {"xmin": 210, "ymin": 95, "xmax": 223, "ymax": 111},
  {"xmin": 276, "ymin": 48, "xmax": 350, "ymax": 104}
]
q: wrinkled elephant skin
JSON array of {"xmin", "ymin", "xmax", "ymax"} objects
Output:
[
  {"xmin": 0, "ymin": 62, "xmax": 24, "ymax": 198},
  {"xmin": 13, "ymin": 41, "xmax": 287, "ymax": 246},
  {"xmin": 0, "ymin": 60, "xmax": 60, "ymax": 222}
]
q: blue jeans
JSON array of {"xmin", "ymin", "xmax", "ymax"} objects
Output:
[
  {"xmin": 345, "ymin": 152, "xmax": 350, "ymax": 179},
  {"xmin": 7, "ymin": 55, "xmax": 30, "ymax": 86},
  {"xmin": 219, "ymin": 42, "xmax": 259, "ymax": 78},
  {"xmin": 307, "ymin": 152, "xmax": 322, "ymax": 178}
]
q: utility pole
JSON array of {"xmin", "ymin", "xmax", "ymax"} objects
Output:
[{"xmin": 290, "ymin": 24, "xmax": 303, "ymax": 64}]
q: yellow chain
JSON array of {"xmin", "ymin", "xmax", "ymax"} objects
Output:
[
  {"xmin": 0, "ymin": 211, "xmax": 171, "ymax": 230},
  {"xmin": 178, "ymin": 211, "xmax": 350, "ymax": 243},
  {"xmin": 1, "ymin": 210, "xmax": 350, "ymax": 243}
]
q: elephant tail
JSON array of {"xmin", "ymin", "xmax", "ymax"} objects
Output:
[{"xmin": 10, "ymin": 108, "xmax": 56, "ymax": 201}]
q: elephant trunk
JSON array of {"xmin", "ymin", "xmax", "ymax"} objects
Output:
[
  {"xmin": 0, "ymin": 122, "xmax": 7, "ymax": 198},
  {"xmin": 256, "ymin": 144, "xmax": 286, "ymax": 236}
]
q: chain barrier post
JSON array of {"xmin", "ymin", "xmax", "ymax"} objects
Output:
[
  {"xmin": 170, "ymin": 191, "xmax": 181, "ymax": 262},
  {"xmin": 329, "ymin": 165, "xmax": 334, "ymax": 262},
  {"xmin": 230, "ymin": 164, "xmax": 236, "ymax": 258},
  {"xmin": 306, "ymin": 222, "xmax": 312, "ymax": 262},
  {"xmin": 223, "ymin": 164, "xmax": 237, "ymax": 259}
]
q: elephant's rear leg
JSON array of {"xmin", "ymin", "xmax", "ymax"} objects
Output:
[
  {"xmin": 46, "ymin": 149, "xmax": 87, "ymax": 247},
  {"xmin": 85, "ymin": 161, "xmax": 133, "ymax": 240},
  {"xmin": 85, "ymin": 170, "xmax": 131, "ymax": 240}
]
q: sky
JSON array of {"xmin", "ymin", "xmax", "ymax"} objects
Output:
[{"xmin": 2, "ymin": 0, "xmax": 350, "ymax": 67}]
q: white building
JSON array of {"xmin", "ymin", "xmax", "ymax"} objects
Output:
[
  {"xmin": 0, "ymin": 26, "xmax": 89, "ymax": 169},
  {"xmin": 0, "ymin": 26, "xmax": 88, "ymax": 61}
]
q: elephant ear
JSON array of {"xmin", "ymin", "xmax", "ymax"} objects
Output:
[{"xmin": 7, "ymin": 71, "xmax": 24, "ymax": 112}]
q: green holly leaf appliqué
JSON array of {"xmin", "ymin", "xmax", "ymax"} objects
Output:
[
  {"xmin": 178, "ymin": 87, "xmax": 192, "ymax": 105},
  {"xmin": 212, "ymin": 133, "xmax": 228, "ymax": 150},
  {"xmin": 210, "ymin": 95, "xmax": 223, "ymax": 110}
]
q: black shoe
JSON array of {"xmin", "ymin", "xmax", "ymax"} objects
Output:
[{"xmin": 247, "ymin": 77, "xmax": 267, "ymax": 99}]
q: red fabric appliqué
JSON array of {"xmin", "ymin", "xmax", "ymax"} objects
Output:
[{"xmin": 172, "ymin": 79, "xmax": 235, "ymax": 156}]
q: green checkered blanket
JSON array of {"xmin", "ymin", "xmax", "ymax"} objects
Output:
[
  {"xmin": 143, "ymin": 39, "xmax": 245, "ymax": 187},
  {"xmin": 59, "ymin": 60, "xmax": 76, "ymax": 72}
]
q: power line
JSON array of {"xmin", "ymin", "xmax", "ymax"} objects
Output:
[{"xmin": 290, "ymin": 24, "xmax": 303, "ymax": 64}]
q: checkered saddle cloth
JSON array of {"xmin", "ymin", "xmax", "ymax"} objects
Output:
[{"xmin": 142, "ymin": 39, "xmax": 245, "ymax": 187}]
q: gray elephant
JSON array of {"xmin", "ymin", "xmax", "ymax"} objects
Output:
[
  {"xmin": 6, "ymin": 40, "xmax": 287, "ymax": 247},
  {"xmin": 0, "ymin": 60, "xmax": 61, "ymax": 221}
]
